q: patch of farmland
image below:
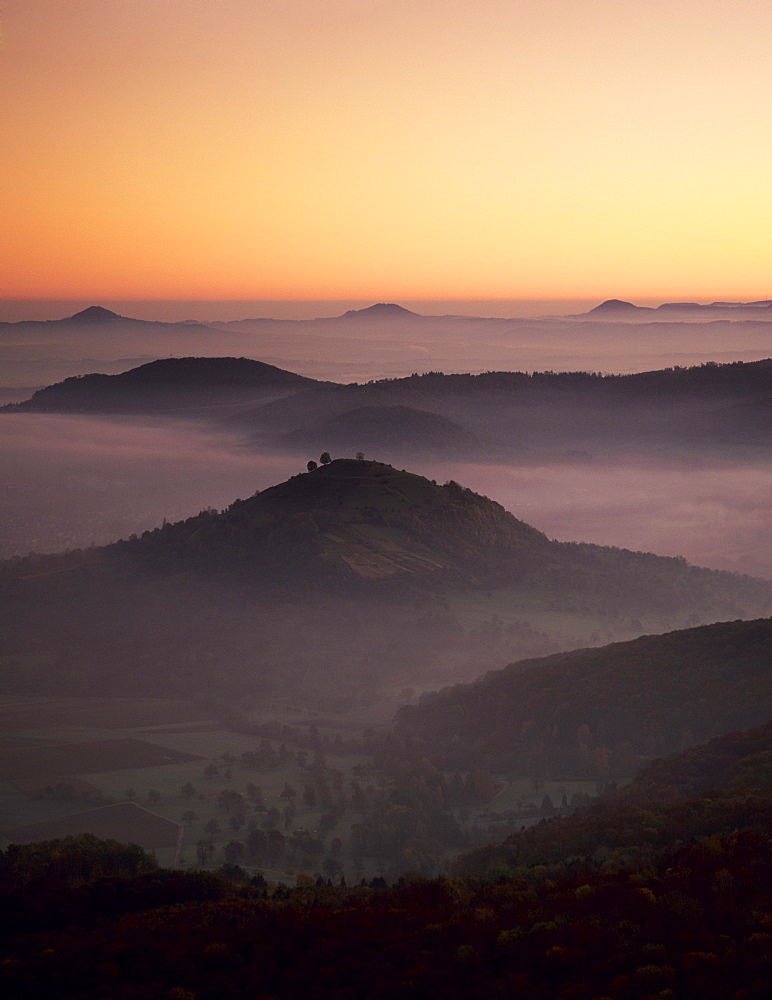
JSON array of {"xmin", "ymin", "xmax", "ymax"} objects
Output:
[
  {"xmin": 0, "ymin": 738, "xmax": 202, "ymax": 784},
  {"xmin": 0, "ymin": 696, "xmax": 208, "ymax": 730},
  {"xmin": 1, "ymin": 801, "xmax": 181, "ymax": 850},
  {"xmin": 140, "ymin": 730, "xmax": 271, "ymax": 758},
  {"xmin": 132, "ymin": 723, "xmax": 224, "ymax": 735}
]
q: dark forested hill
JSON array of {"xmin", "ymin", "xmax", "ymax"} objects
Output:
[
  {"xmin": 5, "ymin": 458, "xmax": 767, "ymax": 604},
  {"xmin": 238, "ymin": 358, "xmax": 772, "ymax": 457},
  {"xmin": 395, "ymin": 618, "xmax": 772, "ymax": 773},
  {"xmin": 4, "ymin": 356, "xmax": 319, "ymax": 414},
  {"xmin": 282, "ymin": 404, "xmax": 483, "ymax": 457},
  {"xmin": 0, "ymin": 462, "xmax": 769, "ymax": 701},
  {"xmin": 108, "ymin": 458, "xmax": 551, "ymax": 590},
  {"xmin": 5, "ymin": 355, "xmax": 769, "ymax": 455}
]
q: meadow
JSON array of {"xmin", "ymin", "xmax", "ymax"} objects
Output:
[{"xmin": 0, "ymin": 694, "xmax": 600, "ymax": 880}]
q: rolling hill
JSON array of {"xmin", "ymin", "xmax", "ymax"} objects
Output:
[
  {"xmin": 5, "ymin": 356, "xmax": 319, "ymax": 415},
  {"xmin": 237, "ymin": 359, "xmax": 772, "ymax": 457},
  {"xmin": 6, "ymin": 354, "xmax": 769, "ymax": 458},
  {"xmin": 455, "ymin": 716, "xmax": 772, "ymax": 881},
  {"xmin": 281, "ymin": 404, "xmax": 482, "ymax": 458},
  {"xmin": 394, "ymin": 617, "xmax": 772, "ymax": 774},
  {"xmin": 0, "ymin": 461, "xmax": 769, "ymax": 702}
]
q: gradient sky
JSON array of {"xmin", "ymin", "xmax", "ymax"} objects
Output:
[{"xmin": 2, "ymin": 0, "xmax": 771, "ymax": 303}]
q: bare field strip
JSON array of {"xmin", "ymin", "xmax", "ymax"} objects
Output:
[
  {"xmin": 132, "ymin": 723, "xmax": 225, "ymax": 735},
  {"xmin": 0, "ymin": 738, "xmax": 202, "ymax": 782},
  {"xmin": 2, "ymin": 801, "xmax": 181, "ymax": 850},
  {"xmin": 138, "ymin": 730, "xmax": 270, "ymax": 758},
  {"xmin": 0, "ymin": 697, "xmax": 209, "ymax": 731}
]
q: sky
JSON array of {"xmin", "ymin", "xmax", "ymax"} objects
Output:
[{"xmin": 2, "ymin": 0, "xmax": 771, "ymax": 304}]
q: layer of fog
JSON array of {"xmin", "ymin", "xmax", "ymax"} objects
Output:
[
  {"xmin": 0, "ymin": 414, "xmax": 300, "ymax": 556},
  {"xmin": 421, "ymin": 458, "xmax": 772, "ymax": 579},
  {"xmin": 2, "ymin": 413, "xmax": 769, "ymax": 579}
]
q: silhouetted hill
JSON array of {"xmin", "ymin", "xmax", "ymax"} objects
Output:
[
  {"xmin": 6, "ymin": 356, "xmax": 320, "ymax": 414},
  {"xmin": 67, "ymin": 305, "xmax": 124, "ymax": 323},
  {"xmin": 340, "ymin": 302, "xmax": 419, "ymax": 319},
  {"xmin": 588, "ymin": 298, "xmax": 640, "ymax": 315},
  {"xmin": 282, "ymin": 404, "xmax": 481, "ymax": 457},
  {"xmin": 395, "ymin": 618, "xmax": 772, "ymax": 773},
  {"xmin": 5, "ymin": 353, "xmax": 769, "ymax": 454},
  {"xmin": 582, "ymin": 298, "xmax": 772, "ymax": 321}
]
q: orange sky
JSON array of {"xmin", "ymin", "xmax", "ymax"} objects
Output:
[{"xmin": 2, "ymin": 0, "xmax": 771, "ymax": 303}]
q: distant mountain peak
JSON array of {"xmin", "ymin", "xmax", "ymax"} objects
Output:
[
  {"xmin": 68, "ymin": 305, "xmax": 124, "ymax": 322},
  {"xmin": 588, "ymin": 299, "xmax": 640, "ymax": 314},
  {"xmin": 341, "ymin": 303, "xmax": 418, "ymax": 319}
]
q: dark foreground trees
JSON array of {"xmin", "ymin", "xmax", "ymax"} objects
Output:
[
  {"xmin": 1, "ymin": 725, "xmax": 770, "ymax": 998},
  {"xmin": 1, "ymin": 824, "xmax": 770, "ymax": 999}
]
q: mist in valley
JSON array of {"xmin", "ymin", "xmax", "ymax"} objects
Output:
[
  {"xmin": 3, "ymin": 301, "xmax": 772, "ymax": 395},
  {"xmin": 1, "ymin": 303, "xmax": 770, "ymax": 878}
]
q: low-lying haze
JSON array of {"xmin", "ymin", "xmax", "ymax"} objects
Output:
[{"xmin": 2, "ymin": 300, "xmax": 771, "ymax": 394}]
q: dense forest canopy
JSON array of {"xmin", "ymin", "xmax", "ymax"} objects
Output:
[
  {"xmin": 395, "ymin": 618, "xmax": 772, "ymax": 774},
  {"xmin": 1, "ymin": 720, "xmax": 770, "ymax": 1000}
]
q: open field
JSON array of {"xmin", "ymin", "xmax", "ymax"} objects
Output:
[
  {"xmin": 2, "ymin": 801, "xmax": 181, "ymax": 850},
  {"xmin": 0, "ymin": 696, "xmax": 210, "ymax": 732},
  {"xmin": 0, "ymin": 694, "xmax": 610, "ymax": 881},
  {"xmin": 0, "ymin": 739, "xmax": 201, "ymax": 786}
]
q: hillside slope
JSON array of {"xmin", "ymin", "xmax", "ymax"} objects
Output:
[
  {"xmin": 456, "ymin": 718, "xmax": 772, "ymax": 881},
  {"xmin": 395, "ymin": 617, "xmax": 772, "ymax": 772},
  {"xmin": 1, "ymin": 462, "xmax": 769, "ymax": 701},
  {"xmin": 110, "ymin": 459, "xmax": 549, "ymax": 590}
]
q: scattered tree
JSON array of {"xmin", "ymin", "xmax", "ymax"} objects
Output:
[
  {"xmin": 223, "ymin": 840, "xmax": 245, "ymax": 864},
  {"xmin": 203, "ymin": 819, "xmax": 221, "ymax": 839},
  {"xmin": 307, "ymin": 460, "xmax": 318, "ymax": 472},
  {"xmin": 195, "ymin": 839, "xmax": 214, "ymax": 865},
  {"xmin": 320, "ymin": 451, "xmax": 332, "ymax": 465}
]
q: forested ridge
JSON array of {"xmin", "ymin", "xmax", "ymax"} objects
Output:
[
  {"xmin": 4, "ymin": 356, "xmax": 318, "ymax": 414},
  {"xmin": 395, "ymin": 618, "xmax": 772, "ymax": 774}
]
